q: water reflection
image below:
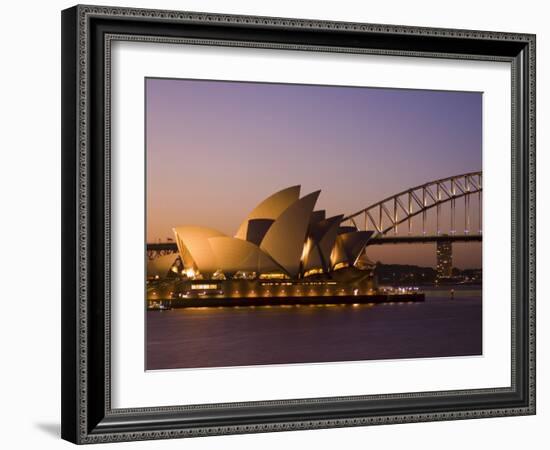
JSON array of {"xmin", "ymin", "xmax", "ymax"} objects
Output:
[{"xmin": 146, "ymin": 287, "xmax": 482, "ymax": 370}]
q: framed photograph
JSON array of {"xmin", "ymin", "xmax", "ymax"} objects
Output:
[{"xmin": 61, "ymin": 5, "xmax": 536, "ymax": 444}]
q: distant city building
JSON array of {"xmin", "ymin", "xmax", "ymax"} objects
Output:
[{"xmin": 436, "ymin": 240, "xmax": 453, "ymax": 279}]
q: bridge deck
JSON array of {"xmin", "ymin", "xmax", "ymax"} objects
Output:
[
  {"xmin": 368, "ymin": 235, "xmax": 481, "ymax": 245},
  {"xmin": 146, "ymin": 234, "xmax": 481, "ymax": 252}
]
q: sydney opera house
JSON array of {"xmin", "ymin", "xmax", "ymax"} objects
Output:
[{"xmin": 147, "ymin": 186, "xmax": 380, "ymax": 304}]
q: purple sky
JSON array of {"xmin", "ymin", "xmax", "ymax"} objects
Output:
[{"xmin": 146, "ymin": 78, "xmax": 482, "ymax": 268}]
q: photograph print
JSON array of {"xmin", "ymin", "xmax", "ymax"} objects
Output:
[{"xmin": 145, "ymin": 78, "xmax": 483, "ymax": 371}]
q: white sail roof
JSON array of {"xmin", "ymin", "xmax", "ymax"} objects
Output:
[
  {"xmin": 146, "ymin": 253, "xmax": 179, "ymax": 278},
  {"xmin": 303, "ymin": 215, "xmax": 343, "ymax": 272},
  {"xmin": 208, "ymin": 236, "xmax": 283, "ymax": 275},
  {"xmin": 330, "ymin": 231, "xmax": 374, "ymax": 268},
  {"xmin": 235, "ymin": 185, "xmax": 300, "ymax": 240},
  {"xmin": 172, "ymin": 226, "xmax": 225, "ymax": 274},
  {"xmin": 260, "ymin": 191, "xmax": 320, "ymax": 277}
]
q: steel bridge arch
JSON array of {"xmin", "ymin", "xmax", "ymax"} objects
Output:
[{"xmin": 343, "ymin": 171, "xmax": 482, "ymax": 237}]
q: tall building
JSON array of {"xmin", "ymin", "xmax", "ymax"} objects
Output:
[{"xmin": 436, "ymin": 240, "xmax": 453, "ymax": 279}]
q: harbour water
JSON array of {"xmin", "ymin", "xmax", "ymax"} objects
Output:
[{"xmin": 146, "ymin": 285, "xmax": 481, "ymax": 370}]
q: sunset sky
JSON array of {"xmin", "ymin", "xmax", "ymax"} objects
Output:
[{"xmin": 146, "ymin": 78, "xmax": 482, "ymax": 268}]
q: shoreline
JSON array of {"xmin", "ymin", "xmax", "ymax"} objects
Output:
[{"xmin": 148, "ymin": 292, "xmax": 425, "ymax": 310}]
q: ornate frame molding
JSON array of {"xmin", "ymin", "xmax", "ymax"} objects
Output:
[{"xmin": 61, "ymin": 5, "xmax": 536, "ymax": 444}]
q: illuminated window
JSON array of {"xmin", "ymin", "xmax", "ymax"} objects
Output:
[
  {"xmin": 191, "ymin": 284, "xmax": 219, "ymax": 290},
  {"xmin": 233, "ymin": 271, "xmax": 257, "ymax": 280},
  {"xmin": 212, "ymin": 269, "xmax": 226, "ymax": 280},
  {"xmin": 259, "ymin": 273, "xmax": 289, "ymax": 280},
  {"xmin": 333, "ymin": 262, "xmax": 349, "ymax": 271},
  {"xmin": 303, "ymin": 268, "xmax": 324, "ymax": 278}
]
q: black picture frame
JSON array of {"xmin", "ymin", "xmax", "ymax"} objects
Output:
[{"xmin": 61, "ymin": 4, "xmax": 536, "ymax": 444}]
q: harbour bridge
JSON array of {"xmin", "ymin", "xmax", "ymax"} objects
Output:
[
  {"xmin": 147, "ymin": 171, "xmax": 482, "ymax": 274},
  {"xmin": 342, "ymin": 171, "xmax": 482, "ymax": 244}
]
